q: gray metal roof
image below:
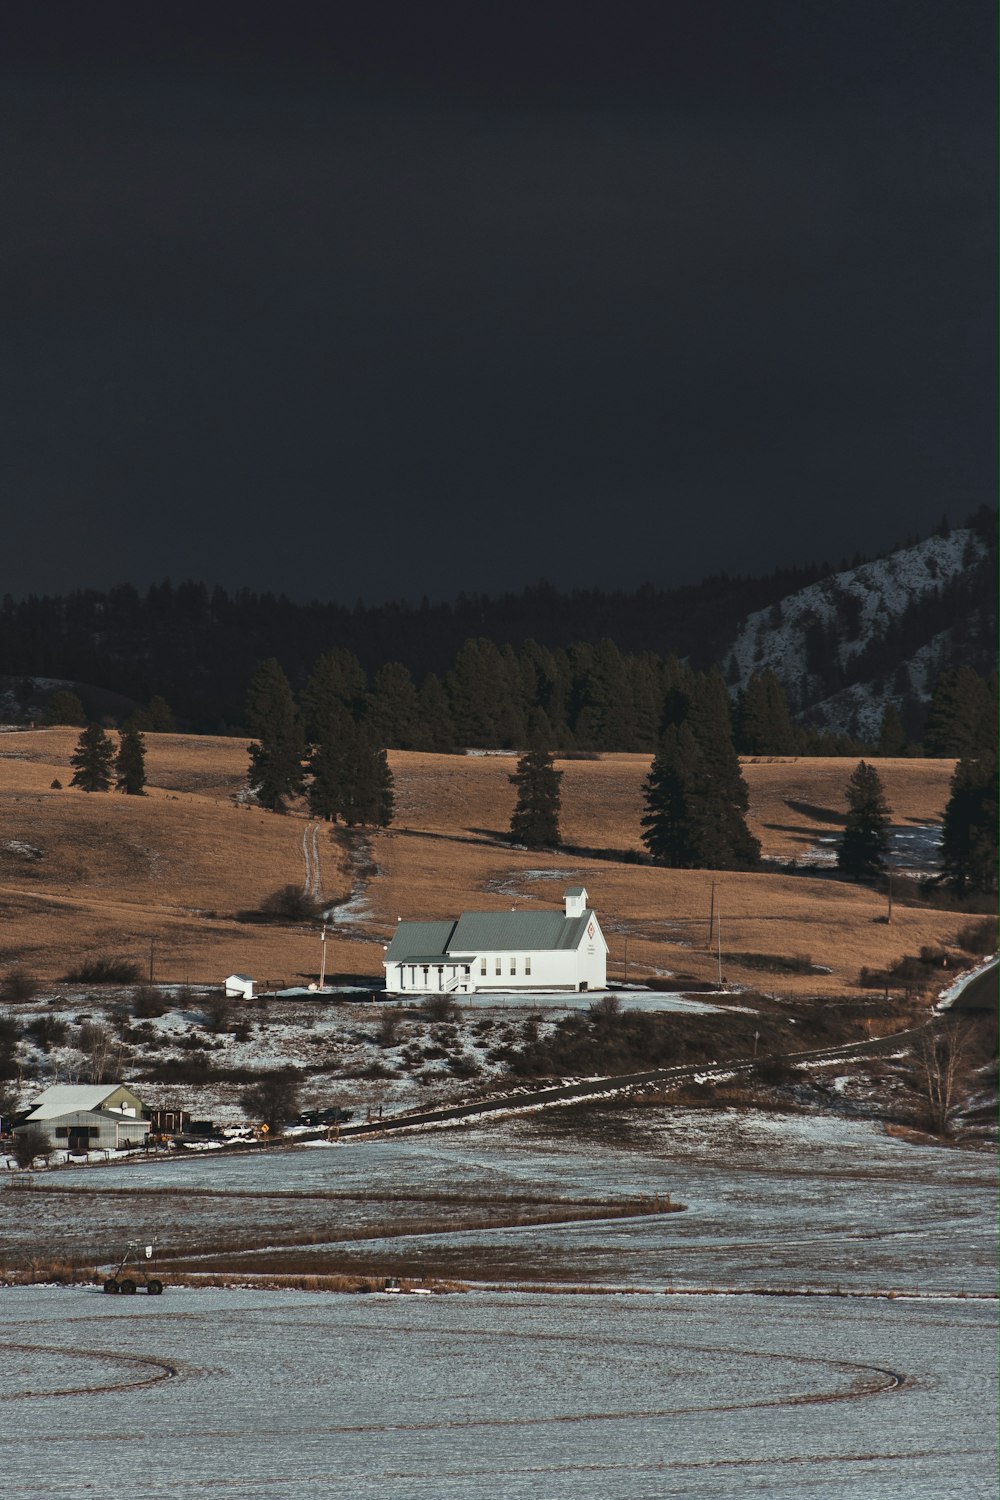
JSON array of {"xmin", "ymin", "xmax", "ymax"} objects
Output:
[
  {"xmin": 384, "ymin": 921, "xmax": 456, "ymax": 962},
  {"xmin": 449, "ymin": 909, "xmax": 591, "ymax": 953},
  {"xmin": 25, "ymin": 1084, "xmax": 137, "ymax": 1120},
  {"xmin": 385, "ymin": 903, "xmax": 603, "ymax": 963}
]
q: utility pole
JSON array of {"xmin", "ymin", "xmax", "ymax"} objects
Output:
[
  {"xmin": 886, "ymin": 873, "xmax": 893, "ymax": 925},
  {"xmin": 319, "ymin": 925, "xmax": 328, "ymax": 990},
  {"xmin": 148, "ymin": 938, "xmax": 155, "ymax": 984},
  {"xmin": 716, "ymin": 906, "xmax": 723, "ymax": 989},
  {"xmin": 623, "ymin": 935, "xmax": 629, "ymax": 984},
  {"xmin": 708, "ymin": 879, "xmax": 715, "ymax": 948}
]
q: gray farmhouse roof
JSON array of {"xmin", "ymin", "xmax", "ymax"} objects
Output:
[
  {"xmin": 385, "ymin": 909, "xmax": 594, "ymax": 962},
  {"xmin": 25, "ymin": 1084, "xmax": 136, "ymax": 1120}
]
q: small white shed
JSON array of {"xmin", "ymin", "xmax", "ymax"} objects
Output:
[{"xmin": 225, "ymin": 974, "xmax": 255, "ymax": 999}]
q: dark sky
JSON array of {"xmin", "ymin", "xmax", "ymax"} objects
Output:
[{"xmin": 2, "ymin": 2, "xmax": 994, "ymax": 604}]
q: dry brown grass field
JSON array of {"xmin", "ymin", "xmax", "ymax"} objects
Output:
[{"xmin": 0, "ymin": 729, "xmax": 966, "ymax": 998}]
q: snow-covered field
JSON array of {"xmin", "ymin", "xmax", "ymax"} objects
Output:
[
  {"xmin": 1, "ymin": 1106, "xmax": 996, "ymax": 1495},
  {"xmin": 0, "ymin": 1283, "xmax": 995, "ymax": 1498},
  {"xmin": 4, "ymin": 1109, "xmax": 995, "ymax": 1294}
]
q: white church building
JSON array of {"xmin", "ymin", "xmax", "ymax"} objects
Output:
[{"xmin": 383, "ymin": 887, "xmax": 608, "ymax": 995}]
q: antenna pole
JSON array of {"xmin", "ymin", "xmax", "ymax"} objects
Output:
[{"xmin": 319, "ymin": 925, "xmax": 328, "ymax": 990}]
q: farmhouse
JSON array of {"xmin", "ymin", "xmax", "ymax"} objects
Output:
[
  {"xmin": 384, "ymin": 887, "xmax": 608, "ymax": 995},
  {"xmin": 15, "ymin": 1083, "xmax": 151, "ymax": 1153}
]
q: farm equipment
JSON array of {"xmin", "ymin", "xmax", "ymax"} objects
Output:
[{"xmin": 103, "ymin": 1240, "xmax": 164, "ymax": 1295}]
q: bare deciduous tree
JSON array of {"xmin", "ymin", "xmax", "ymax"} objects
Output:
[
  {"xmin": 912, "ymin": 1020, "xmax": 976, "ymax": 1134},
  {"xmin": 239, "ymin": 1071, "xmax": 302, "ymax": 1134}
]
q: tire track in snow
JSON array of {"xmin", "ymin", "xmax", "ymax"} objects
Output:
[
  {"xmin": 0, "ymin": 1341, "xmax": 178, "ymax": 1400},
  {"xmin": 310, "ymin": 822, "xmax": 321, "ymax": 898},
  {"xmin": 301, "ymin": 822, "xmax": 322, "ymax": 899}
]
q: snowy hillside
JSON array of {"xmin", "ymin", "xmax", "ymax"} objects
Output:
[{"xmin": 726, "ymin": 529, "xmax": 993, "ymax": 739}]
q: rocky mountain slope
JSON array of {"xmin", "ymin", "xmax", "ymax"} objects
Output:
[{"xmin": 725, "ymin": 526, "xmax": 995, "ymax": 740}]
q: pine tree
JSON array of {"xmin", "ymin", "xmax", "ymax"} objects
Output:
[
  {"xmin": 69, "ymin": 724, "xmax": 115, "ymax": 792},
  {"xmin": 301, "ymin": 652, "xmax": 357, "ymax": 821},
  {"xmin": 43, "ymin": 689, "xmax": 86, "ymax": 727},
  {"xmin": 306, "ymin": 734, "xmax": 346, "ymax": 821},
  {"xmin": 246, "ymin": 659, "xmax": 304, "ymax": 813},
  {"xmin": 940, "ymin": 674, "xmax": 998, "ymax": 896},
  {"xmin": 509, "ymin": 748, "xmax": 563, "ymax": 848},
  {"xmin": 363, "ymin": 740, "xmax": 395, "ymax": 828},
  {"xmin": 640, "ymin": 725, "xmax": 700, "ymax": 866},
  {"xmin": 642, "ymin": 677, "xmax": 761, "ymax": 871},
  {"xmin": 146, "ymin": 695, "xmax": 176, "ymax": 732},
  {"xmin": 447, "ymin": 638, "xmax": 525, "ymax": 747},
  {"xmin": 876, "ymin": 703, "xmax": 909, "ymax": 756},
  {"xmin": 685, "ymin": 672, "xmax": 761, "ymax": 869},
  {"xmin": 941, "ymin": 752, "xmax": 998, "ymax": 896},
  {"xmin": 924, "ymin": 667, "xmax": 991, "ymax": 757},
  {"xmin": 736, "ymin": 670, "xmax": 798, "ymax": 755},
  {"xmin": 630, "ymin": 654, "xmax": 666, "ymax": 751},
  {"xmin": 415, "ymin": 674, "xmax": 456, "ymax": 753},
  {"xmin": 300, "ymin": 650, "xmax": 367, "ymax": 738},
  {"xmin": 115, "ymin": 723, "xmax": 147, "ymax": 795},
  {"xmin": 574, "ymin": 639, "xmax": 637, "ymax": 749},
  {"xmin": 837, "ymin": 761, "xmax": 892, "ymax": 880},
  {"xmin": 366, "ymin": 662, "xmax": 422, "ymax": 749},
  {"xmin": 338, "ymin": 725, "xmax": 395, "ymax": 828},
  {"xmin": 130, "ymin": 696, "xmax": 176, "ymax": 733}
]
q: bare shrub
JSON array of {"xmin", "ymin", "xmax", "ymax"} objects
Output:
[
  {"xmin": 354, "ymin": 1059, "xmax": 398, "ymax": 1079},
  {"xmin": 421, "ymin": 994, "xmax": 459, "ymax": 1023},
  {"xmin": 722, "ymin": 952, "xmax": 818, "ymax": 975},
  {"xmin": 25, "ymin": 1016, "xmax": 68, "ymax": 1052},
  {"xmin": 140, "ymin": 1054, "xmax": 213, "ymax": 1084},
  {"xmin": 448, "ymin": 1052, "xmax": 481, "ymax": 1079},
  {"xmin": 132, "ymin": 985, "xmax": 168, "ymax": 1019},
  {"xmin": 201, "ymin": 992, "xmax": 233, "ymax": 1034},
  {"xmin": 589, "ymin": 993, "xmax": 622, "ymax": 1021},
  {"xmin": 65, "ymin": 955, "xmax": 142, "ymax": 984},
  {"xmin": 918, "ymin": 945, "xmax": 950, "ymax": 969},
  {"xmin": 376, "ymin": 1008, "xmax": 404, "ymax": 1047},
  {"xmin": 756, "ymin": 1056, "xmax": 798, "ymax": 1087},
  {"xmin": 76, "ymin": 1021, "xmax": 110, "ymax": 1056},
  {"xmin": 13, "ymin": 1125, "xmax": 52, "ymax": 1167},
  {"xmin": 0, "ymin": 970, "xmax": 39, "ymax": 1003},
  {"xmin": 955, "ymin": 918, "xmax": 997, "ymax": 956},
  {"xmin": 237, "ymin": 886, "xmax": 322, "ymax": 924}
]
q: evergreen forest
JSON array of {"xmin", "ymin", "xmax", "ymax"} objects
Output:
[{"xmin": 0, "ymin": 510, "xmax": 993, "ymax": 756}]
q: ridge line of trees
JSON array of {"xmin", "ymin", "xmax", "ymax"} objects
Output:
[{"xmin": 2, "ymin": 507, "xmax": 992, "ymax": 735}]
